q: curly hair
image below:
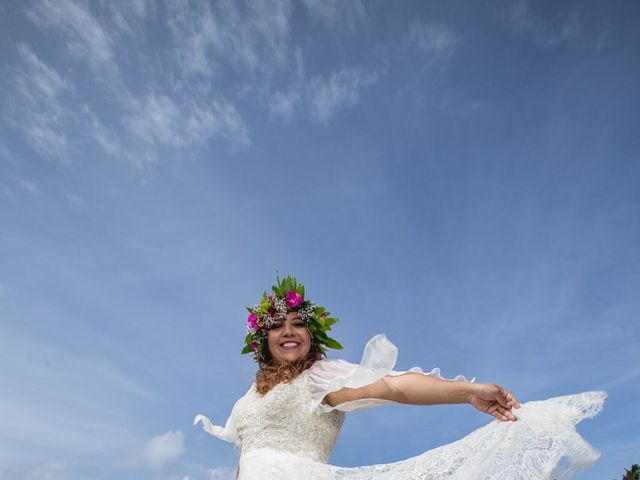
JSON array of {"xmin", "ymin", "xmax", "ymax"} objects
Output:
[{"xmin": 255, "ymin": 348, "xmax": 322, "ymax": 395}]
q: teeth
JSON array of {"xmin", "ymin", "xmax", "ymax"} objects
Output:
[{"xmin": 281, "ymin": 342, "xmax": 299, "ymax": 348}]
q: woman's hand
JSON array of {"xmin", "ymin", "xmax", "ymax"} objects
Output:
[{"xmin": 468, "ymin": 383, "xmax": 521, "ymax": 422}]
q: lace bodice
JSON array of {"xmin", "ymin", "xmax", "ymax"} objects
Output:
[{"xmin": 233, "ymin": 371, "xmax": 345, "ymax": 463}]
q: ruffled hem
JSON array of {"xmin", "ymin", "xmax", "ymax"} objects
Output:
[{"xmin": 308, "ymin": 334, "xmax": 474, "ymax": 413}]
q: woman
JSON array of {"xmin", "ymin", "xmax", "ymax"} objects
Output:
[{"xmin": 195, "ymin": 276, "xmax": 605, "ymax": 479}]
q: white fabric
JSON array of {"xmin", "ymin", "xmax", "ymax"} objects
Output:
[
  {"xmin": 308, "ymin": 334, "xmax": 474, "ymax": 413},
  {"xmin": 194, "ymin": 335, "xmax": 605, "ymax": 480}
]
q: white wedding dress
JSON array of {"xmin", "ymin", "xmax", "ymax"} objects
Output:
[{"xmin": 195, "ymin": 335, "xmax": 605, "ymax": 480}]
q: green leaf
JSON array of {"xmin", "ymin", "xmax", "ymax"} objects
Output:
[
  {"xmin": 241, "ymin": 344, "xmax": 252, "ymax": 354},
  {"xmin": 314, "ymin": 330, "xmax": 329, "ymax": 340},
  {"xmin": 324, "ymin": 336, "xmax": 344, "ymax": 349},
  {"xmin": 323, "ymin": 317, "xmax": 337, "ymax": 327}
]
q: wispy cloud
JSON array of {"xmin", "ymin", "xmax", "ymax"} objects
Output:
[
  {"xmin": 125, "ymin": 93, "xmax": 249, "ymax": 151},
  {"xmin": 268, "ymin": 90, "xmax": 300, "ymax": 121},
  {"xmin": 9, "ymin": 44, "xmax": 70, "ymax": 160},
  {"xmin": 26, "ymin": 0, "xmax": 116, "ymax": 70},
  {"xmin": 266, "ymin": 47, "xmax": 305, "ymax": 121},
  {"xmin": 301, "ymin": 0, "xmax": 366, "ymax": 32},
  {"xmin": 408, "ymin": 20, "xmax": 458, "ymax": 57},
  {"xmin": 109, "ymin": 0, "xmax": 155, "ymax": 35},
  {"xmin": 18, "ymin": 179, "xmax": 42, "ymax": 197},
  {"xmin": 310, "ymin": 67, "xmax": 378, "ymax": 123},
  {"xmin": 166, "ymin": 0, "xmax": 219, "ymax": 78},
  {"xmin": 509, "ymin": 0, "xmax": 581, "ymax": 47},
  {"xmin": 21, "ymin": 1, "xmax": 251, "ymax": 164},
  {"xmin": 65, "ymin": 193, "xmax": 85, "ymax": 212},
  {"xmin": 167, "ymin": 0, "xmax": 292, "ymax": 78},
  {"xmin": 82, "ymin": 105, "xmax": 122, "ymax": 158}
]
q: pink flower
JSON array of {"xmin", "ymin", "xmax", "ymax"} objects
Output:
[
  {"xmin": 250, "ymin": 342, "xmax": 258, "ymax": 352},
  {"xmin": 247, "ymin": 313, "xmax": 258, "ymax": 330},
  {"xmin": 286, "ymin": 290, "xmax": 303, "ymax": 308}
]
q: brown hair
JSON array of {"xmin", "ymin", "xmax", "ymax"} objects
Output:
[{"xmin": 255, "ymin": 348, "xmax": 322, "ymax": 395}]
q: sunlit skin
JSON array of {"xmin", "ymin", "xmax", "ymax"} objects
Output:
[{"xmin": 267, "ymin": 311, "xmax": 312, "ymax": 364}]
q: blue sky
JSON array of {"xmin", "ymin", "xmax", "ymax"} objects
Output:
[{"xmin": 1, "ymin": 1, "xmax": 638, "ymax": 479}]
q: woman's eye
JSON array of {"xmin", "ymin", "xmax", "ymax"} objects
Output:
[
  {"xmin": 271, "ymin": 323, "xmax": 283, "ymax": 329},
  {"xmin": 293, "ymin": 322, "xmax": 306, "ymax": 328}
]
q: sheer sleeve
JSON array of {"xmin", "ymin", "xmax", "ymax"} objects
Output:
[
  {"xmin": 193, "ymin": 385, "xmax": 254, "ymax": 448},
  {"xmin": 307, "ymin": 334, "xmax": 474, "ymax": 413}
]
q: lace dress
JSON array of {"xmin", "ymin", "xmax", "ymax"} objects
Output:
[{"xmin": 194, "ymin": 335, "xmax": 605, "ymax": 480}]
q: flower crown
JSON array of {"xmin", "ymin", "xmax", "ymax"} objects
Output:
[{"xmin": 242, "ymin": 275, "xmax": 343, "ymax": 363}]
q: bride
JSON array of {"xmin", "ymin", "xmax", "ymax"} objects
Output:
[{"xmin": 195, "ymin": 276, "xmax": 605, "ymax": 479}]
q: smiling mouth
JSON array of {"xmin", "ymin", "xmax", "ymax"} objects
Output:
[{"xmin": 280, "ymin": 342, "xmax": 301, "ymax": 350}]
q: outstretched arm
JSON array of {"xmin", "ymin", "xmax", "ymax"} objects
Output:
[{"xmin": 323, "ymin": 372, "xmax": 521, "ymax": 421}]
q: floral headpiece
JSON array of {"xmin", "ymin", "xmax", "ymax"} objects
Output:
[{"xmin": 242, "ymin": 275, "xmax": 343, "ymax": 363}]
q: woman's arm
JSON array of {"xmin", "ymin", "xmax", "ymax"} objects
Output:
[{"xmin": 323, "ymin": 372, "xmax": 521, "ymax": 421}]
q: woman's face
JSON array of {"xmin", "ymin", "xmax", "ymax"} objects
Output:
[{"xmin": 267, "ymin": 311, "xmax": 311, "ymax": 364}]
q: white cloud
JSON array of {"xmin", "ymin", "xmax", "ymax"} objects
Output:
[
  {"xmin": 26, "ymin": 124, "xmax": 69, "ymax": 160},
  {"xmin": 301, "ymin": 0, "xmax": 366, "ymax": 32},
  {"xmin": 167, "ymin": 0, "xmax": 219, "ymax": 78},
  {"xmin": 509, "ymin": 0, "xmax": 581, "ymax": 47},
  {"xmin": 142, "ymin": 430, "xmax": 185, "ymax": 470},
  {"xmin": 65, "ymin": 193, "xmax": 85, "ymax": 212},
  {"xmin": 109, "ymin": 0, "xmax": 154, "ymax": 35},
  {"xmin": 167, "ymin": 0, "xmax": 292, "ymax": 78},
  {"xmin": 269, "ymin": 90, "xmax": 300, "ymax": 121},
  {"xmin": 26, "ymin": 0, "xmax": 115, "ymax": 70},
  {"xmin": 15, "ymin": 45, "xmax": 68, "ymax": 100},
  {"xmin": 408, "ymin": 21, "xmax": 457, "ymax": 57},
  {"xmin": 20, "ymin": 1, "xmax": 251, "ymax": 165},
  {"xmin": 10, "ymin": 43, "xmax": 70, "ymax": 159},
  {"xmin": 310, "ymin": 67, "xmax": 378, "ymax": 123},
  {"xmin": 83, "ymin": 105, "xmax": 122, "ymax": 157},
  {"xmin": 265, "ymin": 47, "xmax": 305, "ymax": 121},
  {"xmin": 18, "ymin": 179, "xmax": 42, "ymax": 197},
  {"xmin": 126, "ymin": 93, "xmax": 249, "ymax": 150}
]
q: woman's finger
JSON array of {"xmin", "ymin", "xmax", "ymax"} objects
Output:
[
  {"xmin": 498, "ymin": 387, "xmax": 521, "ymax": 410},
  {"xmin": 494, "ymin": 404, "xmax": 517, "ymax": 422},
  {"xmin": 502, "ymin": 389, "xmax": 521, "ymax": 408}
]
